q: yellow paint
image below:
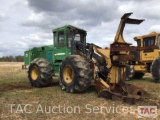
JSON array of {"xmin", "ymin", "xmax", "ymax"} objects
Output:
[
  {"xmin": 63, "ymin": 65, "xmax": 74, "ymax": 84},
  {"xmin": 109, "ymin": 66, "xmax": 126, "ymax": 84},
  {"xmin": 92, "ymin": 46, "xmax": 112, "ymax": 68},
  {"xmin": 99, "ymin": 78, "xmax": 110, "ymax": 88},
  {"xmin": 31, "ymin": 66, "xmax": 38, "ymax": 80},
  {"xmin": 141, "ymin": 49, "xmax": 159, "ymax": 61},
  {"xmin": 134, "ymin": 65, "xmax": 147, "ymax": 72}
]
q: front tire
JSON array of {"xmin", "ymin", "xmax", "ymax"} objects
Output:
[
  {"xmin": 126, "ymin": 65, "xmax": 144, "ymax": 80},
  {"xmin": 132, "ymin": 72, "xmax": 144, "ymax": 79},
  {"xmin": 126, "ymin": 65, "xmax": 135, "ymax": 80},
  {"xmin": 28, "ymin": 58, "xmax": 53, "ymax": 87},
  {"xmin": 151, "ymin": 57, "xmax": 160, "ymax": 83},
  {"xmin": 60, "ymin": 55, "xmax": 92, "ymax": 93}
]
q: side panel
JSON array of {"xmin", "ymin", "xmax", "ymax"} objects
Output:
[
  {"xmin": 54, "ymin": 48, "xmax": 71, "ymax": 60},
  {"xmin": 134, "ymin": 65, "xmax": 147, "ymax": 72},
  {"xmin": 52, "ymin": 47, "xmax": 71, "ymax": 74},
  {"xmin": 141, "ymin": 49, "xmax": 159, "ymax": 62},
  {"xmin": 24, "ymin": 46, "xmax": 53, "ymax": 65},
  {"xmin": 46, "ymin": 51, "xmax": 53, "ymax": 63},
  {"xmin": 24, "ymin": 50, "xmax": 31, "ymax": 65},
  {"xmin": 24, "ymin": 49, "xmax": 36, "ymax": 65}
]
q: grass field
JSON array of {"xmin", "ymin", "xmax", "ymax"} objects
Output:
[{"xmin": 0, "ymin": 62, "xmax": 159, "ymax": 120}]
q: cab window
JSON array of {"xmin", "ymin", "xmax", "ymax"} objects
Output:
[
  {"xmin": 53, "ymin": 32, "xmax": 56, "ymax": 47},
  {"xmin": 143, "ymin": 36, "xmax": 155, "ymax": 46},
  {"xmin": 136, "ymin": 39, "xmax": 141, "ymax": 46},
  {"xmin": 58, "ymin": 31, "xmax": 65, "ymax": 47},
  {"xmin": 67, "ymin": 29, "xmax": 86, "ymax": 47},
  {"xmin": 74, "ymin": 34, "xmax": 81, "ymax": 41},
  {"xmin": 67, "ymin": 30, "xmax": 73, "ymax": 47}
]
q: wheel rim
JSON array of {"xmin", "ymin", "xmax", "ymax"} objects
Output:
[
  {"xmin": 63, "ymin": 65, "xmax": 74, "ymax": 84},
  {"xmin": 31, "ymin": 66, "xmax": 38, "ymax": 80}
]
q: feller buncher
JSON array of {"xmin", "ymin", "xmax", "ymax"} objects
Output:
[
  {"xmin": 23, "ymin": 13, "xmax": 149, "ymax": 104},
  {"xmin": 127, "ymin": 32, "xmax": 160, "ymax": 83}
]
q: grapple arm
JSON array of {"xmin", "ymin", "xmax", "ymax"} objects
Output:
[{"xmin": 114, "ymin": 13, "xmax": 144, "ymax": 43}]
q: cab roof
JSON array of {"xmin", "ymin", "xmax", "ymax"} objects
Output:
[
  {"xmin": 134, "ymin": 31, "xmax": 160, "ymax": 41},
  {"xmin": 52, "ymin": 25, "xmax": 86, "ymax": 32}
]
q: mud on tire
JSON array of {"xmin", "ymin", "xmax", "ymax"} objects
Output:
[
  {"xmin": 126, "ymin": 65, "xmax": 144, "ymax": 80},
  {"xmin": 28, "ymin": 58, "xmax": 53, "ymax": 87},
  {"xmin": 59, "ymin": 55, "xmax": 92, "ymax": 93},
  {"xmin": 126, "ymin": 65, "xmax": 135, "ymax": 80},
  {"xmin": 151, "ymin": 57, "xmax": 160, "ymax": 83}
]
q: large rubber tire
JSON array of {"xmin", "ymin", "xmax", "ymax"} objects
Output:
[
  {"xmin": 132, "ymin": 72, "xmax": 145, "ymax": 79},
  {"xmin": 59, "ymin": 55, "xmax": 92, "ymax": 93},
  {"xmin": 126, "ymin": 65, "xmax": 144, "ymax": 80},
  {"xmin": 126, "ymin": 65, "xmax": 135, "ymax": 80},
  {"xmin": 151, "ymin": 57, "xmax": 160, "ymax": 83},
  {"xmin": 28, "ymin": 58, "xmax": 53, "ymax": 87}
]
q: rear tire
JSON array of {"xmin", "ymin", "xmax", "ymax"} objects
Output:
[
  {"xmin": 132, "ymin": 72, "xmax": 144, "ymax": 79},
  {"xmin": 126, "ymin": 65, "xmax": 144, "ymax": 80},
  {"xmin": 59, "ymin": 55, "xmax": 92, "ymax": 93},
  {"xmin": 126, "ymin": 65, "xmax": 135, "ymax": 80},
  {"xmin": 151, "ymin": 57, "xmax": 160, "ymax": 83},
  {"xmin": 28, "ymin": 58, "xmax": 53, "ymax": 87}
]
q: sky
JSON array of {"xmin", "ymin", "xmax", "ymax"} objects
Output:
[{"xmin": 0, "ymin": 0, "xmax": 160, "ymax": 56}]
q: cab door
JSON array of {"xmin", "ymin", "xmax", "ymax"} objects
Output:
[{"xmin": 54, "ymin": 29, "xmax": 68, "ymax": 60}]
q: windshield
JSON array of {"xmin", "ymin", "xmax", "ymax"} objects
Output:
[
  {"xmin": 74, "ymin": 34, "xmax": 81, "ymax": 41},
  {"xmin": 143, "ymin": 36, "xmax": 155, "ymax": 47},
  {"xmin": 67, "ymin": 30, "xmax": 86, "ymax": 47}
]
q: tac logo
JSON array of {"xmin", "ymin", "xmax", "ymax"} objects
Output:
[{"xmin": 138, "ymin": 106, "xmax": 157, "ymax": 118}]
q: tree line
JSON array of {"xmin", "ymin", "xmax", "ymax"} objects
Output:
[{"xmin": 0, "ymin": 55, "xmax": 24, "ymax": 62}]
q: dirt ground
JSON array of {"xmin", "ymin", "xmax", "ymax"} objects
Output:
[{"xmin": 0, "ymin": 62, "xmax": 159, "ymax": 120}]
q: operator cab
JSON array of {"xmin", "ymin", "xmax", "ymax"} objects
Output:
[
  {"xmin": 134, "ymin": 32, "xmax": 160, "ymax": 62},
  {"xmin": 53, "ymin": 25, "xmax": 87, "ymax": 48},
  {"xmin": 134, "ymin": 32, "xmax": 160, "ymax": 47}
]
